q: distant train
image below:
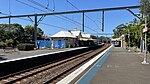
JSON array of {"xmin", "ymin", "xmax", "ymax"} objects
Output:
[{"xmin": 113, "ymin": 41, "xmax": 121, "ymax": 47}]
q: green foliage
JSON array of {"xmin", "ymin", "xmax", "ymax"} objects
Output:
[
  {"xmin": 17, "ymin": 43, "xmax": 34, "ymax": 51},
  {"xmin": 113, "ymin": 19, "xmax": 142, "ymax": 47},
  {"xmin": 0, "ymin": 24, "xmax": 44, "ymax": 46},
  {"xmin": 24, "ymin": 25, "xmax": 44, "ymax": 42},
  {"xmin": 113, "ymin": 0, "xmax": 150, "ymax": 48},
  {"xmin": 5, "ymin": 39, "xmax": 13, "ymax": 44},
  {"xmin": 140, "ymin": 0, "xmax": 150, "ymax": 47},
  {"xmin": 113, "ymin": 24, "xmax": 126, "ymax": 38},
  {"xmin": 140, "ymin": 0, "xmax": 150, "ymax": 27},
  {"xmin": 0, "ymin": 41, "xmax": 6, "ymax": 47}
]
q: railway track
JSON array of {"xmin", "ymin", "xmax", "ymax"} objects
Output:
[{"xmin": 0, "ymin": 44, "xmax": 109, "ymax": 84}]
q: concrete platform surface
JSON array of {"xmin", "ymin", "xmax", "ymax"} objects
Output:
[
  {"xmin": 90, "ymin": 47, "xmax": 150, "ymax": 84},
  {"xmin": 0, "ymin": 47, "xmax": 86, "ymax": 61}
]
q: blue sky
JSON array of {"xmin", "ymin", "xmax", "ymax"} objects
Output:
[{"xmin": 0, "ymin": 0, "xmax": 140, "ymax": 36}]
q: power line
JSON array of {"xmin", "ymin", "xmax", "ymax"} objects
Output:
[
  {"xmin": 47, "ymin": 0, "xmax": 49, "ymax": 8},
  {"xmin": 66, "ymin": 0, "xmax": 100, "ymax": 32},
  {"xmin": 27, "ymin": 0, "xmax": 54, "ymax": 11},
  {"xmin": 16, "ymin": 0, "xmax": 71, "ymax": 30},
  {"xmin": 16, "ymin": 0, "xmax": 47, "ymax": 12},
  {"xmin": 9, "ymin": 0, "xmax": 11, "ymax": 15},
  {"xmin": 26, "ymin": 0, "xmax": 81, "ymax": 29},
  {"xmin": 40, "ymin": 22, "xmax": 67, "ymax": 30},
  {"xmin": 52, "ymin": 0, "xmax": 55, "ymax": 11},
  {"xmin": 0, "ymin": 12, "xmax": 67, "ymax": 30},
  {"xmin": 27, "ymin": 0, "xmax": 97, "ymax": 33}
]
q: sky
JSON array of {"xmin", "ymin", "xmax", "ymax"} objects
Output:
[{"xmin": 0, "ymin": 0, "xmax": 140, "ymax": 37}]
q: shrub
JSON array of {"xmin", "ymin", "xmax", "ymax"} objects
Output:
[
  {"xmin": 0, "ymin": 41, "xmax": 6, "ymax": 47},
  {"xmin": 6, "ymin": 39, "xmax": 13, "ymax": 44},
  {"xmin": 17, "ymin": 43, "xmax": 34, "ymax": 51}
]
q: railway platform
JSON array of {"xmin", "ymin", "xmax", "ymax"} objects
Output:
[
  {"xmin": 0, "ymin": 47, "xmax": 86, "ymax": 61},
  {"xmin": 77, "ymin": 47, "xmax": 150, "ymax": 84}
]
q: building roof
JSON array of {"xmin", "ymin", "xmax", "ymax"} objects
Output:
[
  {"xmin": 51, "ymin": 31, "xmax": 76, "ymax": 38},
  {"xmin": 81, "ymin": 33, "xmax": 91, "ymax": 38},
  {"xmin": 70, "ymin": 31, "xmax": 81, "ymax": 37}
]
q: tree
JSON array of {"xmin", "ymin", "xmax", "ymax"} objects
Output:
[
  {"xmin": 140, "ymin": 0, "xmax": 150, "ymax": 50},
  {"xmin": 0, "ymin": 23, "xmax": 24, "ymax": 46},
  {"xmin": 24, "ymin": 25, "xmax": 44, "ymax": 42},
  {"xmin": 112, "ymin": 24, "xmax": 126, "ymax": 38}
]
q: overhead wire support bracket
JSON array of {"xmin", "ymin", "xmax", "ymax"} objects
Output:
[
  {"xmin": 126, "ymin": 8, "xmax": 141, "ymax": 19},
  {"xmin": 0, "ymin": 5, "xmax": 140, "ymax": 19},
  {"xmin": 37, "ymin": 15, "xmax": 46, "ymax": 25},
  {"xmin": 27, "ymin": 16, "xmax": 34, "ymax": 22}
]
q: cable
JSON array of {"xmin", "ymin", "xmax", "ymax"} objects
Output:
[
  {"xmin": 47, "ymin": 0, "xmax": 49, "ymax": 8},
  {"xmin": 66, "ymin": 0, "xmax": 100, "ymax": 32},
  {"xmin": 9, "ymin": 0, "xmax": 11, "ymax": 15},
  {"xmin": 16, "ymin": 0, "xmax": 97, "ymax": 33},
  {"xmin": 0, "ymin": 12, "xmax": 67, "ymax": 30},
  {"xmin": 40, "ymin": 22, "xmax": 66, "ymax": 30},
  {"xmin": 27, "ymin": 0, "xmax": 54, "ymax": 11},
  {"xmin": 53, "ymin": 0, "xmax": 55, "ymax": 11},
  {"xmin": 26, "ymin": 0, "xmax": 80, "ymax": 27},
  {"xmin": 27, "ymin": 0, "xmax": 97, "ymax": 33},
  {"xmin": 16, "ymin": 0, "xmax": 47, "ymax": 12},
  {"xmin": 28, "ymin": 0, "xmax": 80, "ymax": 26}
]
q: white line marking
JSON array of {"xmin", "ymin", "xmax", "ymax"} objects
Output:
[{"xmin": 57, "ymin": 45, "xmax": 113, "ymax": 84}]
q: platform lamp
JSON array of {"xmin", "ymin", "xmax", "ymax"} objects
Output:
[{"xmin": 141, "ymin": 14, "xmax": 149, "ymax": 64}]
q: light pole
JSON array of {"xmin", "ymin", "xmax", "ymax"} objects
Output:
[
  {"xmin": 142, "ymin": 15, "xmax": 149, "ymax": 64},
  {"xmin": 141, "ymin": 2, "xmax": 149, "ymax": 64},
  {"xmin": 128, "ymin": 29, "xmax": 131, "ymax": 52}
]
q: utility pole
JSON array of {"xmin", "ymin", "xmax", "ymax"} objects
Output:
[
  {"xmin": 128, "ymin": 29, "xmax": 130, "ymax": 52},
  {"xmin": 8, "ymin": 16, "xmax": 11, "ymax": 32},
  {"xmin": 34, "ymin": 15, "xmax": 38, "ymax": 48},
  {"xmin": 102, "ymin": 10, "xmax": 104, "ymax": 32},
  {"xmin": 82, "ymin": 12, "xmax": 84, "ymax": 32},
  {"xmin": 141, "ymin": 2, "xmax": 149, "ymax": 64},
  {"xmin": 142, "ymin": 15, "xmax": 149, "ymax": 64}
]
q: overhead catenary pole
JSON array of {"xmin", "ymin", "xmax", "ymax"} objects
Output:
[
  {"xmin": 102, "ymin": 10, "xmax": 104, "ymax": 32},
  {"xmin": 34, "ymin": 15, "xmax": 38, "ymax": 48},
  {"xmin": 8, "ymin": 16, "xmax": 11, "ymax": 32},
  {"xmin": 82, "ymin": 12, "xmax": 84, "ymax": 32}
]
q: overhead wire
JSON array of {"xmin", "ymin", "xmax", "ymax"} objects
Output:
[
  {"xmin": 16, "ymin": 0, "xmax": 46, "ymax": 12},
  {"xmin": 27, "ymin": 0, "xmax": 97, "ymax": 33},
  {"xmin": 9, "ymin": 0, "xmax": 11, "ymax": 15},
  {"xmin": 27, "ymin": 0, "xmax": 54, "ymax": 11},
  {"xmin": 27, "ymin": 0, "xmax": 80, "ymax": 25},
  {"xmin": 0, "ymin": 12, "xmax": 67, "ymax": 30},
  {"xmin": 46, "ymin": 0, "xmax": 49, "ymax": 8},
  {"xmin": 16, "ymin": 0, "xmax": 81, "ymax": 30},
  {"xmin": 52, "ymin": 0, "xmax": 55, "ymax": 11},
  {"xmin": 16, "ymin": 0, "xmax": 70, "ymax": 30},
  {"xmin": 66, "ymin": 0, "xmax": 100, "ymax": 33},
  {"xmin": 15, "ymin": 0, "xmax": 97, "ymax": 33}
]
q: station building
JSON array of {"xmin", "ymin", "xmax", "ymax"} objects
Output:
[{"xmin": 50, "ymin": 28, "xmax": 96, "ymax": 49}]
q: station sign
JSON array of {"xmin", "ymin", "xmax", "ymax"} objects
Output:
[{"xmin": 143, "ymin": 27, "xmax": 148, "ymax": 33}]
